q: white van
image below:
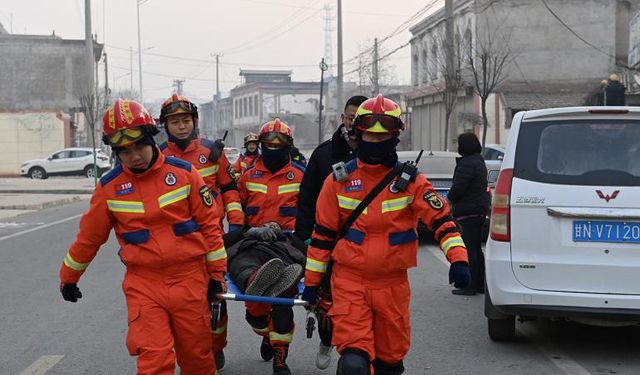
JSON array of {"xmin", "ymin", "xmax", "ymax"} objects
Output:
[{"xmin": 485, "ymin": 107, "xmax": 640, "ymax": 341}]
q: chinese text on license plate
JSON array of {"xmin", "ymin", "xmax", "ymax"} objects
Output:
[{"xmin": 573, "ymin": 220, "xmax": 640, "ymax": 243}]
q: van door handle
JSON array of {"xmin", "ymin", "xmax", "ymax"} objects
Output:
[{"xmin": 547, "ymin": 207, "xmax": 640, "ymax": 220}]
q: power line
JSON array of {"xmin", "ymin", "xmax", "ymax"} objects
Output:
[
  {"xmin": 234, "ymin": 0, "xmax": 411, "ymax": 18},
  {"xmin": 540, "ymin": 0, "xmax": 615, "ymax": 60},
  {"xmin": 110, "ymin": 63, "xmax": 241, "ymax": 84},
  {"xmin": 344, "ymin": 41, "xmax": 411, "ymax": 77}
]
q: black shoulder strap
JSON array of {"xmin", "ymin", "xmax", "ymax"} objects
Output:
[{"xmin": 337, "ymin": 163, "xmax": 404, "ymax": 239}]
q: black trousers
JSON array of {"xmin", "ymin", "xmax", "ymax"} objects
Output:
[{"xmin": 458, "ymin": 216, "xmax": 485, "ymax": 291}]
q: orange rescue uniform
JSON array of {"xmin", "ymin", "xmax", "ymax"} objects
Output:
[
  {"xmin": 232, "ymin": 153, "xmax": 259, "ymax": 175},
  {"xmin": 60, "ymin": 152, "xmax": 226, "ymax": 375},
  {"xmin": 160, "ymin": 138, "xmax": 244, "ymax": 226},
  {"xmin": 304, "ymin": 159, "xmax": 469, "ymax": 364},
  {"xmin": 236, "ymin": 156, "xmax": 305, "ymax": 346}
]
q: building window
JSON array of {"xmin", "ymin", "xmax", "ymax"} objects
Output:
[
  {"xmin": 421, "ymin": 48, "xmax": 429, "ymax": 83},
  {"xmin": 243, "ymin": 97, "xmax": 248, "ymax": 118},
  {"xmin": 463, "ymin": 29, "xmax": 472, "ymax": 62},
  {"xmin": 234, "ymin": 100, "xmax": 238, "ymax": 118},
  {"xmin": 412, "ymin": 53, "xmax": 419, "ymax": 86},
  {"xmin": 254, "ymin": 95, "xmax": 259, "ymax": 116},
  {"xmin": 431, "ymin": 44, "xmax": 439, "ymax": 80},
  {"xmin": 248, "ymin": 96, "xmax": 253, "ymax": 117}
]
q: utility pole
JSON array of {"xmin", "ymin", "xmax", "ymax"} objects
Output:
[
  {"xmin": 129, "ymin": 46, "xmax": 134, "ymax": 93},
  {"xmin": 173, "ymin": 79, "xmax": 185, "ymax": 95},
  {"xmin": 337, "ymin": 0, "xmax": 343, "ymax": 113},
  {"xmin": 104, "ymin": 52, "xmax": 110, "ymax": 105},
  {"xmin": 84, "ymin": 0, "xmax": 98, "ymax": 185},
  {"xmin": 445, "ymin": 0, "xmax": 455, "ymax": 151},
  {"xmin": 319, "ymin": 58, "xmax": 328, "ymax": 145},
  {"xmin": 372, "ymin": 37, "xmax": 379, "ymax": 96},
  {"xmin": 136, "ymin": 0, "xmax": 144, "ymax": 103},
  {"xmin": 211, "ymin": 53, "xmax": 222, "ymax": 98},
  {"xmin": 323, "ymin": 5, "xmax": 334, "ymax": 77},
  {"xmin": 85, "ymin": 0, "xmax": 95, "ymax": 97}
]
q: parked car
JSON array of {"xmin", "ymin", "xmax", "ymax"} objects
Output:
[
  {"xmin": 482, "ymin": 143, "xmax": 505, "ymax": 161},
  {"xmin": 485, "ymin": 107, "xmax": 640, "ymax": 341},
  {"xmin": 20, "ymin": 148, "xmax": 111, "ymax": 179}
]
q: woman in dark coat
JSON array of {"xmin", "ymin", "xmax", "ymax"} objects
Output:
[{"xmin": 448, "ymin": 133, "xmax": 491, "ymax": 295}]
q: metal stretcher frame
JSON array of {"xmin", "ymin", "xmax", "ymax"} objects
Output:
[{"xmin": 219, "ymin": 274, "xmax": 309, "ymax": 306}]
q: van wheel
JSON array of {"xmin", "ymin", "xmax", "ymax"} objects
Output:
[
  {"xmin": 488, "ymin": 316, "xmax": 516, "ymax": 341},
  {"xmin": 29, "ymin": 167, "xmax": 47, "ymax": 179}
]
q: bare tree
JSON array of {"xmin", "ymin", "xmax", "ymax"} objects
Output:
[
  {"xmin": 467, "ymin": 22, "xmax": 512, "ymax": 147},
  {"xmin": 430, "ymin": 31, "xmax": 466, "ymax": 151},
  {"xmin": 354, "ymin": 39, "xmax": 396, "ymax": 96},
  {"xmin": 77, "ymin": 86, "xmax": 106, "ymax": 186}
]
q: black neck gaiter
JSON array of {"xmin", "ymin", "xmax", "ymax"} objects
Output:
[
  {"xmin": 357, "ymin": 136, "xmax": 399, "ymax": 167},
  {"xmin": 262, "ymin": 146, "xmax": 291, "ymax": 173}
]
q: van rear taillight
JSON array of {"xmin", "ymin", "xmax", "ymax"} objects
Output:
[{"xmin": 490, "ymin": 168, "xmax": 513, "ymax": 242}]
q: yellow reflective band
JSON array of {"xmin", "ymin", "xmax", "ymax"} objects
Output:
[
  {"xmin": 106, "ymin": 200, "xmax": 145, "ymax": 213},
  {"xmin": 206, "ymin": 247, "xmax": 227, "ymax": 262},
  {"xmin": 158, "ymin": 185, "xmax": 191, "ymax": 208},
  {"xmin": 198, "ymin": 165, "xmax": 219, "ymax": 177},
  {"xmin": 381, "ymin": 195, "xmax": 414, "ymax": 213},
  {"xmin": 240, "ymin": 162, "xmax": 247, "ymax": 168},
  {"xmin": 63, "ymin": 253, "xmax": 89, "ymax": 271},
  {"xmin": 442, "ymin": 236, "xmax": 466, "ymax": 255},
  {"xmin": 252, "ymin": 326, "xmax": 269, "ymax": 334},
  {"xmin": 212, "ymin": 324, "xmax": 227, "ymax": 335},
  {"xmin": 225, "ymin": 202, "xmax": 243, "ymax": 213},
  {"xmin": 277, "ymin": 183, "xmax": 300, "ymax": 195},
  {"xmin": 336, "ymin": 195, "xmax": 367, "ymax": 214},
  {"xmin": 269, "ymin": 331, "xmax": 293, "ymax": 343},
  {"xmin": 368, "ymin": 121, "xmax": 389, "ymax": 133},
  {"xmin": 385, "ymin": 106, "xmax": 402, "ymax": 117},
  {"xmin": 305, "ymin": 258, "xmax": 328, "ymax": 273},
  {"xmin": 246, "ymin": 182, "xmax": 268, "ymax": 194},
  {"xmin": 356, "ymin": 107, "xmax": 372, "ymax": 116}
]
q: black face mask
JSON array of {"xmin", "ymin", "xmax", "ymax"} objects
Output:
[
  {"xmin": 262, "ymin": 146, "xmax": 291, "ymax": 173},
  {"xmin": 357, "ymin": 135, "xmax": 399, "ymax": 167}
]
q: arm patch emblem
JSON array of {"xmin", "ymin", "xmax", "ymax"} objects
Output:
[
  {"xmin": 424, "ymin": 191, "xmax": 444, "ymax": 210},
  {"xmin": 199, "ymin": 185, "xmax": 214, "ymax": 207}
]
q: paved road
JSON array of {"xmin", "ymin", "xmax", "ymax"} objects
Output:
[{"xmin": 1, "ymin": 201, "xmax": 639, "ymax": 374}]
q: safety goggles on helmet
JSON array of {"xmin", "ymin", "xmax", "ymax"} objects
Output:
[
  {"xmin": 353, "ymin": 114, "xmax": 404, "ymax": 133},
  {"xmin": 259, "ymin": 132, "xmax": 292, "ymax": 148},
  {"xmin": 105, "ymin": 127, "xmax": 144, "ymax": 147},
  {"xmin": 161, "ymin": 101, "xmax": 196, "ymax": 120}
]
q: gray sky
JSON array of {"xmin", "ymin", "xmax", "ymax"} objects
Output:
[{"xmin": 1, "ymin": 0, "xmax": 443, "ymax": 103}]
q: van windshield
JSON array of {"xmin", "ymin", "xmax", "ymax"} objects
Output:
[{"xmin": 514, "ymin": 120, "xmax": 640, "ymax": 186}]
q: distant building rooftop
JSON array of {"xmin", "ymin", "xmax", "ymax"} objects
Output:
[{"xmin": 239, "ymin": 69, "xmax": 293, "ymax": 84}]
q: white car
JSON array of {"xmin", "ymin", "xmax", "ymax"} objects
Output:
[
  {"xmin": 224, "ymin": 147, "xmax": 240, "ymax": 164},
  {"xmin": 485, "ymin": 107, "xmax": 640, "ymax": 341},
  {"xmin": 20, "ymin": 147, "xmax": 111, "ymax": 179}
]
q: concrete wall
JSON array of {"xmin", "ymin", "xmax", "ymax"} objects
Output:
[{"xmin": 0, "ymin": 112, "xmax": 65, "ymax": 174}]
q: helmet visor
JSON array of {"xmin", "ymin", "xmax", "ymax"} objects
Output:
[
  {"xmin": 162, "ymin": 101, "xmax": 194, "ymax": 119},
  {"xmin": 354, "ymin": 114, "xmax": 404, "ymax": 133},
  {"xmin": 259, "ymin": 132, "xmax": 292, "ymax": 148},
  {"xmin": 105, "ymin": 127, "xmax": 144, "ymax": 147}
]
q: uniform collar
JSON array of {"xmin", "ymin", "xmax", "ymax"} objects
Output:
[
  {"xmin": 355, "ymin": 158, "xmax": 394, "ymax": 174},
  {"xmin": 122, "ymin": 148, "xmax": 166, "ymax": 178},
  {"xmin": 253, "ymin": 156, "xmax": 293, "ymax": 177},
  {"xmin": 167, "ymin": 138, "xmax": 199, "ymax": 153}
]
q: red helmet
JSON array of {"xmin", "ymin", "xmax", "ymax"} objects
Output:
[
  {"xmin": 159, "ymin": 94, "xmax": 199, "ymax": 124},
  {"xmin": 258, "ymin": 118, "xmax": 293, "ymax": 147},
  {"xmin": 102, "ymin": 98, "xmax": 157, "ymax": 147},
  {"xmin": 353, "ymin": 94, "xmax": 405, "ymax": 134}
]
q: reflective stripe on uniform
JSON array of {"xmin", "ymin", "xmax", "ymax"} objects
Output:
[
  {"xmin": 198, "ymin": 165, "xmax": 219, "ymax": 177},
  {"xmin": 206, "ymin": 247, "xmax": 227, "ymax": 262},
  {"xmin": 441, "ymin": 235, "xmax": 466, "ymax": 255},
  {"xmin": 252, "ymin": 325, "xmax": 269, "ymax": 335},
  {"xmin": 225, "ymin": 202, "xmax": 243, "ymax": 213},
  {"xmin": 211, "ymin": 323, "xmax": 227, "ymax": 335},
  {"xmin": 106, "ymin": 200, "xmax": 145, "ymax": 213},
  {"xmin": 158, "ymin": 185, "xmax": 191, "ymax": 208},
  {"xmin": 240, "ymin": 162, "xmax": 247, "ymax": 169},
  {"xmin": 246, "ymin": 182, "xmax": 268, "ymax": 194},
  {"xmin": 277, "ymin": 183, "xmax": 300, "ymax": 195},
  {"xmin": 381, "ymin": 195, "xmax": 414, "ymax": 213},
  {"xmin": 305, "ymin": 258, "xmax": 328, "ymax": 273},
  {"xmin": 336, "ymin": 194, "xmax": 367, "ymax": 214},
  {"xmin": 63, "ymin": 253, "xmax": 89, "ymax": 271},
  {"xmin": 269, "ymin": 331, "xmax": 293, "ymax": 344}
]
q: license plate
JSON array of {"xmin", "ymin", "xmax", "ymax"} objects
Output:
[
  {"xmin": 436, "ymin": 189, "xmax": 449, "ymax": 200},
  {"xmin": 573, "ymin": 220, "xmax": 640, "ymax": 243}
]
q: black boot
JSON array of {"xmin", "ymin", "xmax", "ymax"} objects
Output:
[
  {"xmin": 372, "ymin": 358, "xmax": 404, "ymax": 375},
  {"xmin": 214, "ymin": 350, "xmax": 225, "ymax": 370},
  {"xmin": 260, "ymin": 335, "xmax": 275, "ymax": 361},
  {"xmin": 272, "ymin": 345, "xmax": 291, "ymax": 375}
]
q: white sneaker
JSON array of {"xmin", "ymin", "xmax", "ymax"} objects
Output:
[{"xmin": 315, "ymin": 343, "xmax": 333, "ymax": 370}]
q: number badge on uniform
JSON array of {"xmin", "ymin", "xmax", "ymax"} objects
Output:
[
  {"xmin": 199, "ymin": 186, "xmax": 214, "ymax": 207},
  {"xmin": 423, "ymin": 191, "xmax": 444, "ymax": 210},
  {"xmin": 199, "ymin": 154, "xmax": 207, "ymax": 164},
  {"xmin": 165, "ymin": 172, "xmax": 177, "ymax": 186}
]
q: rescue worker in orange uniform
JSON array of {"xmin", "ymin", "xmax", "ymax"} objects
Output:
[
  {"xmin": 236, "ymin": 118, "xmax": 306, "ymax": 375},
  {"xmin": 158, "ymin": 94, "xmax": 243, "ymax": 369},
  {"xmin": 59, "ymin": 99, "xmax": 226, "ymax": 375},
  {"xmin": 301, "ymin": 95, "xmax": 471, "ymax": 375},
  {"xmin": 233, "ymin": 132, "xmax": 260, "ymax": 175}
]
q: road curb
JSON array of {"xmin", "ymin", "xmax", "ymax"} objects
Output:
[{"xmin": 0, "ymin": 195, "xmax": 87, "ymax": 210}]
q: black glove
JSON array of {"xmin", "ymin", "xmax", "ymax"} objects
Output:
[
  {"xmin": 61, "ymin": 283, "xmax": 82, "ymax": 303},
  {"xmin": 207, "ymin": 279, "xmax": 224, "ymax": 304},
  {"xmin": 245, "ymin": 226, "xmax": 280, "ymax": 241},
  {"xmin": 448, "ymin": 261, "xmax": 471, "ymax": 289},
  {"xmin": 208, "ymin": 139, "xmax": 225, "ymax": 163},
  {"xmin": 291, "ymin": 233, "xmax": 309, "ymax": 253},
  {"xmin": 301, "ymin": 286, "xmax": 319, "ymax": 306}
]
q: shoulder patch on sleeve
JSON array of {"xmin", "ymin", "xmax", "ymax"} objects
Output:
[
  {"xmin": 159, "ymin": 142, "xmax": 168, "ymax": 151},
  {"xmin": 99, "ymin": 165, "xmax": 123, "ymax": 187},
  {"xmin": 291, "ymin": 161, "xmax": 306, "ymax": 173},
  {"xmin": 423, "ymin": 190, "xmax": 445, "ymax": 210},
  {"xmin": 164, "ymin": 156, "xmax": 193, "ymax": 172}
]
